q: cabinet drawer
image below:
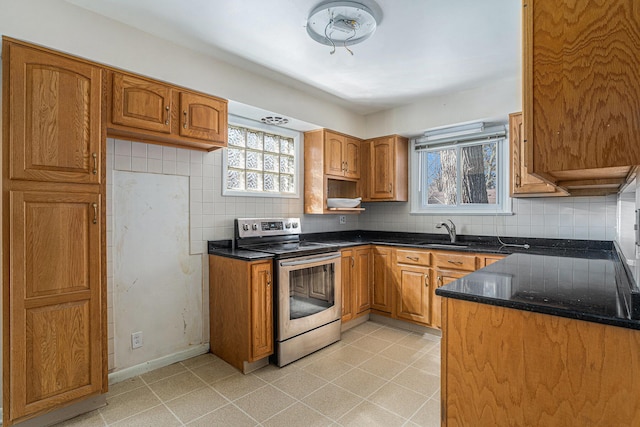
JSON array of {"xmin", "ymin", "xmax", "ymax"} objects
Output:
[
  {"xmin": 434, "ymin": 252, "xmax": 476, "ymax": 271},
  {"xmin": 396, "ymin": 249, "xmax": 431, "ymax": 266}
]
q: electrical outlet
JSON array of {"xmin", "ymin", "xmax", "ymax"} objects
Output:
[
  {"xmin": 131, "ymin": 331, "xmax": 143, "ymax": 349},
  {"xmin": 339, "ymin": 215, "xmax": 346, "ymax": 225}
]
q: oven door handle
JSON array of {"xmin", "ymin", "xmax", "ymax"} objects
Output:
[{"xmin": 279, "ymin": 253, "xmax": 340, "ymax": 267}]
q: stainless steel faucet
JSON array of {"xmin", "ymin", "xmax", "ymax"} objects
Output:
[{"xmin": 436, "ymin": 219, "xmax": 457, "ymax": 243}]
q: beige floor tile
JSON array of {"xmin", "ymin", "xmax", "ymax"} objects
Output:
[
  {"xmin": 302, "ymin": 383, "xmax": 364, "ymax": 420},
  {"xmin": 301, "ymin": 357, "xmax": 353, "ymax": 381},
  {"xmin": 411, "ymin": 352, "xmax": 441, "ymax": 376},
  {"xmin": 190, "ymin": 359, "xmax": 238, "ymax": 384},
  {"xmin": 350, "ymin": 335, "xmax": 393, "ymax": 353},
  {"xmin": 100, "ymin": 386, "xmax": 161, "ymax": 424},
  {"xmin": 164, "ymin": 387, "xmax": 228, "ymax": 424},
  {"xmin": 351, "ymin": 321, "xmax": 384, "ymax": 335},
  {"xmin": 107, "ymin": 376, "xmax": 145, "ymax": 398},
  {"xmin": 147, "ymin": 371, "xmax": 207, "ymax": 401},
  {"xmin": 427, "ymin": 342, "xmax": 441, "ymax": 357},
  {"xmin": 234, "ymin": 384, "xmax": 297, "ymax": 422},
  {"xmin": 331, "ymin": 368, "xmax": 387, "ymax": 398},
  {"xmin": 140, "ymin": 362, "xmax": 187, "ymax": 384},
  {"xmin": 291, "ymin": 346, "xmax": 331, "ymax": 368},
  {"xmin": 379, "ymin": 343, "xmax": 426, "ymax": 365},
  {"xmin": 252, "ymin": 362, "xmax": 299, "ymax": 383},
  {"xmin": 396, "ymin": 333, "xmax": 440, "ymax": 352},
  {"xmin": 180, "ymin": 353, "xmax": 220, "ymax": 369},
  {"xmin": 322, "ymin": 345, "xmax": 374, "ymax": 367},
  {"xmin": 410, "ymin": 398, "xmax": 440, "ymax": 427},
  {"xmin": 370, "ymin": 326, "xmax": 411, "ymax": 343},
  {"xmin": 262, "ymin": 402, "xmax": 333, "ymax": 427},
  {"xmin": 186, "ymin": 403, "xmax": 258, "ymax": 427},
  {"xmin": 338, "ymin": 401, "xmax": 406, "ymax": 427},
  {"xmin": 53, "ymin": 409, "xmax": 105, "ymax": 427},
  {"xmin": 369, "ymin": 382, "xmax": 429, "ymax": 419},
  {"xmin": 212, "ymin": 372, "xmax": 268, "ymax": 400},
  {"xmin": 271, "ymin": 368, "xmax": 329, "ymax": 398},
  {"xmin": 358, "ymin": 354, "xmax": 407, "ymax": 380},
  {"xmin": 391, "ymin": 366, "xmax": 440, "ymax": 397},
  {"xmin": 110, "ymin": 405, "xmax": 180, "ymax": 427},
  {"xmin": 339, "ymin": 328, "xmax": 366, "ymax": 344}
]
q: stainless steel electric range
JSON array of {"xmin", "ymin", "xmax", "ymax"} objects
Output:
[{"xmin": 235, "ymin": 218, "xmax": 341, "ymax": 366}]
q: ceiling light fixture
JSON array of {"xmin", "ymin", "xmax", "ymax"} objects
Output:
[
  {"xmin": 306, "ymin": 1, "xmax": 381, "ymax": 55},
  {"xmin": 261, "ymin": 116, "xmax": 290, "ymax": 126}
]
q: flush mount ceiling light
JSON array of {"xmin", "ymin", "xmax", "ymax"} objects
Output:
[
  {"xmin": 261, "ymin": 116, "xmax": 290, "ymax": 126},
  {"xmin": 307, "ymin": 1, "xmax": 381, "ymax": 55}
]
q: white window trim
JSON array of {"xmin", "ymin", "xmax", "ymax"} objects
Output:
[
  {"xmin": 410, "ymin": 135, "xmax": 513, "ymax": 215},
  {"xmin": 223, "ymin": 114, "xmax": 301, "ymax": 198}
]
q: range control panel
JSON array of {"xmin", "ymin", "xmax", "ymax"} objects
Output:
[{"xmin": 236, "ymin": 217, "xmax": 301, "ymax": 239}]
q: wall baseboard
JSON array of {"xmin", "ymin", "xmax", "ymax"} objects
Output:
[{"xmin": 108, "ymin": 343, "xmax": 210, "ymax": 385}]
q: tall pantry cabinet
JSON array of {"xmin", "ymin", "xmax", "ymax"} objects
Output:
[{"xmin": 2, "ymin": 39, "xmax": 106, "ymax": 426}]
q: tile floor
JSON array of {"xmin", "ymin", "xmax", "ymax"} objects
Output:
[{"xmin": 55, "ymin": 321, "xmax": 441, "ymax": 427}]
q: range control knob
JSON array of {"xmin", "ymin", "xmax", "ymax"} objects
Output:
[
  {"xmin": 292, "ymin": 222, "xmax": 299, "ymax": 229},
  {"xmin": 285, "ymin": 222, "xmax": 291, "ymax": 229},
  {"xmin": 252, "ymin": 223, "xmax": 258, "ymax": 231},
  {"xmin": 242, "ymin": 224, "xmax": 249, "ymax": 231}
]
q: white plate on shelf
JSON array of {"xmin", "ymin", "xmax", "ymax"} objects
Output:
[{"xmin": 327, "ymin": 197, "xmax": 361, "ymax": 208}]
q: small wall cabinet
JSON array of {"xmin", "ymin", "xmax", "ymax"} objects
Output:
[
  {"xmin": 363, "ymin": 135, "xmax": 409, "ymax": 201},
  {"xmin": 108, "ymin": 71, "xmax": 228, "ymax": 151}
]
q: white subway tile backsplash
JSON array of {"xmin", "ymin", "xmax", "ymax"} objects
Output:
[
  {"xmin": 162, "ymin": 146, "xmax": 177, "ymax": 161},
  {"xmin": 114, "ymin": 139, "xmax": 131, "ymax": 156},
  {"xmin": 131, "ymin": 141, "xmax": 147, "ymax": 158},
  {"xmin": 176, "ymin": 161, "xmax": 190, "ymax": 176},
  {"xmin": 162, "ymin": 160, "xmax": 176, "ymax": 175},
  {"xmin": 114, "ymin": 155, "xmax": 131, "ymax": 171},
  {"xmin": 147, "ymin": 144, "xmax": 163, "ymax": 160},
  {"xmin": 131, "ymin": 156, "xmax": 147, "ymax": 173},
  {"xmin": 147, "ymin": 158, "xmax": 163, "ymax": 174},
  {"xmin": 177, "ymin": 148, "xmax": 190, "ymax": 163}
]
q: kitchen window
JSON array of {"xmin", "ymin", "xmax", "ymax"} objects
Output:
[
  {"xmin": 223, "ymin": 116, "xmax": 300, "ymax": 197},
  {"xmin": 411, "ymin": 124, "xmax": 511, "ymax": 214}
]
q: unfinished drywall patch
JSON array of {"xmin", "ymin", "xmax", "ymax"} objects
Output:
[{"xmin": 113, "ymin": 170, "xmax": 202, "ymax": 369}]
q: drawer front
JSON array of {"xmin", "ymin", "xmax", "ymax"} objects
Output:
[
  {"xmin": 434, "ymin": 252, "xmax": 477, "ymax": 271},
  {"xmin": 396, "ymin": 249, "xmax": 431, "ymax": 266}
]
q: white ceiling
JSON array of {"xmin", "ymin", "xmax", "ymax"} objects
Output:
[{"xmin": 67, "ymin": 0, "xmax": 521, "ymax": 115}]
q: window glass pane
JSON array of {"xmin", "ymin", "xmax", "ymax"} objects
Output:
[
  {"xmin": 280, "ymin": 174, "xmax": 294, "ymax": 193},
  {"xmin": 426, "ymin": 148, "xmax": 457, "ymax": 205},
  {"xmin": 461, "ymin": 143, "xmax": 497, "ymax": 204},
  {"xmin": 246, "ymin": 171, "xmax": 262, "ymax": 191},
  {"xmin": 227, "ymin": 169, "xmax": 245, "ymax": 190},
  {"xmin": 246, "ymin": 151, "xmax": 263, "ymax": 171},
  {"xmin": 227, "ymin": 147, "xmax": 244, "ymax": 168},
  {"xmin": 264, "ymin": 134, "xmax": 279, "ymax": 153},
  {"xmin": 280, "ymin": 155, "xmax": 294, "ymax": 174},
  {"xmin": 264, "ymin": 173, "xmax": 279, "ymax": 192},
  {"xmin": 280, "ymin": 138, "xmax": 294, "ymax": 155},
  {"xmin": 264, "ymin": 154, "xmax": 279, "ymax": 173},
  {"xmin": 247, "ymin": 131, "xmax": 263, "ymax": 150},
  {"xmin": 228, "ymin": 127, "xmax": 245, "ymax": 147}
]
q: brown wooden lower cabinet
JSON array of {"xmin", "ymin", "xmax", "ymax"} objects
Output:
[
  {"xmin": 395, "ymin": 263, "xmax": 431, "ymax": 324},
  {"xmin": 441, "ymin": 298, "xmax": 640, "ymax": 426},
  {"xmin": 371, "ymin": 246, "xmax": 393, "ymax": 313},
  {"xmin": 341, "ymin": 246, "xmax": 372, "ymax": 321},
  {"xmin": 209, "ymin": 255, "xmax": 273, "ymax": 371},
  {"xmin": 432, "ymin": 269, "xmax": 466, "ymax": 329}
]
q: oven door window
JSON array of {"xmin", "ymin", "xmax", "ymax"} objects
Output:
[{"xmin": 289, "ymin": 265, "xmax": 335, "ymax": 319}]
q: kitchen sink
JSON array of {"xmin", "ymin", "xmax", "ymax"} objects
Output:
[{"xmin": 416, "ymin": 242, "xmax": 470, "ymax": 249}]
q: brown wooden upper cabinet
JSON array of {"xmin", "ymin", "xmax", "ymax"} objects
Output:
[
  {"xmin": 509, "ymin": 112, "xmax": 567, "ymax": 197},
  {"xmin": 6, "ymin": 42, "xmax": 103, "ymax": 185},
  {"xmin": 523, "ymin": 0, "xmax": 640, "ymax": 195},
  {"xmin": 324, "ymin": 130, "xmax": 361, "ymax": 179},
  {"xmin": 108, "ymin": 71, "xmax": 228, "ymax": 151},
  {"xmin": 363, "ymin": 135, "xmax": 408, "ymax": 201}
]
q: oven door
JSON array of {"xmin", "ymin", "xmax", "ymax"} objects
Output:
[{"xmin": 277, "ymin": 252, "xmax": 342, "ymax": 341}]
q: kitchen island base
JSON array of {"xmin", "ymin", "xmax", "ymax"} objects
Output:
[{"xmin": 441, "ymin": 299, "xmax": 640, "ymax": 426}]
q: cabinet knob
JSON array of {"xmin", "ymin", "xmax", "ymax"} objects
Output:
[
  {"xmin": 447, "ymin": 260, "xmax": 463, "ymax": 266},
  {"xmin": 183, "ymin": 110, "xmax": 188, "ymax": 129},
  {"xmin": 424, "ymin": 274, "xmax": 429, "ymax": 287},
  {"xmin": 92, "ymin": 152, "xmax": 98, "ymax": 175},
  {"xmin": 407, "ymin": 256, "xmax": 419, "ymax": 261},
  {"xmin": 389, "ymin": 183, "xmax": 392, "ymax": 193},
  {"xmin": 266, "ymin": 272, "xmax": 271, "ymax": 287},
  {"xmin": 165, "ymin": 105, "xmax": 170, "ymax": 125},
  {"xmin": 351, "ymin": 256, "xmax": 355, "ymax": 268},
  {"xmin": 92, "ymin": 203, "xmax": 98, "ymax": 224}
]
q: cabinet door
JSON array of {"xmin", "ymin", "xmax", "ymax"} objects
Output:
[
  {"xmin": 432, "ymin": 270, "xmax": 467, "ymax": 329},
  {"xmin": 179, "ymin": 92, "xmax": 227, "ymax": 143},
  {"xmin": 510, "ymin": 112, "xmax": 565, "ymax": 196},
  {"xmin": 8, "ymin": 190, "xmax": 103, "ymax": 422},
  {"xmin": 396, "ymin": 264, "xmax": 431, "ymax": 325},
  {"xmin": 354, "ymin": 247, "xmax": 371, "ymax": 313},
  {"xmin": 341, "ymin": 250, "xmax": 355, "ymax": 322},
  {"xmin": 344, "ymin": 137, "xmax": 361, "ymax": 179},
  {"xmin": 482, "ymin": 255, "xmax": 506, "ymax": 267},
  {"xmin": 7, "ymin": 43, "xmax": 103, "ymax": 184},
  {"xmin": 369, "ymin": 138, "xmax": 395, "ymax": 199},
  {"xmin": 371, "ymin": 247, "xmax": 393, "ymax": 313},
  {"xmin": 324, "ymin": 132, "xmax": 345, "ymax": 177},
  {"xmin": 112, "ymin": 73, "xmax": 172, "ymax": 134},
  {"xmin": 250, "ymin": 262, "xmax": 273, "ymax": 360}
]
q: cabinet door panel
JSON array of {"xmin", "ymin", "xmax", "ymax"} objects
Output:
[
  {"xmin": 344, "ymin": 137, "xmax": 360, "ymax": 179},
  {"xmin": 355, "ymin": 248, "xmax": 371, "ymax": 313},
  {"xmin": 371, "ymin": 247, "xmax": 392, "ymax": 313},
  {"xmin": 251, "ymin": 262, "xmax": 273, "ymax": 360},
  {"xmin": 396, "ymin": 265, "xmax": 430, "ymax": 324},
  {"xmin": 9, "ymin": 190, "xmax": 102, "ymax": 421},
  {"xmin": 324, "ymin": 132, "xmax": 345, "ymax": 177},
  {"xmin": 8, "ymin": 44, "xmax": 102, "ymax": 184},
  {"xmin": 112, "ymin": 73, "xmax": 172, "ymax": 134},
  {"xmin": 341, "ymin": 251, "xmax": 354, "ymax": 322},
  {"xmin": 432, "ymin": 269, "xmax": 467, "ymax": 329},
  {"xmin": 179, "ymin": 92, "xmax": 227, "ymax": 143},
  {"xmin": 370, "ymin": 139, "xmax": 394, "ymax": 199}
]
